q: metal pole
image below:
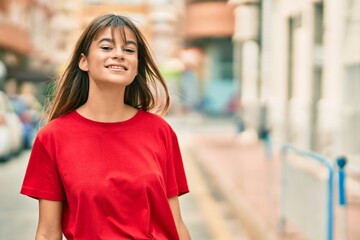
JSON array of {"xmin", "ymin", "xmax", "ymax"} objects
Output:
[
  {"xmin": 279, "ymin": 147, "xmax": 287, "ymax": 232},
  {"xmin": 337, "ymin": 156, "xmax": 347, "ymax": 240}
]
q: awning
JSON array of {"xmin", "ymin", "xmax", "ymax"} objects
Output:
[
  {"xmin": 7, "ymin": 65, "xmax": 54, "ymax": 83},
  {"xmin": 185, "ymin": 2, "xmax": 235, "ymax": 39},
  {"xmin": 0, "ymin": 23, "xmax": 33, "ymax": 55}
]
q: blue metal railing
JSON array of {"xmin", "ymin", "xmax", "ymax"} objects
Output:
[
  {"xmin": 337, "ymin": 156, "xmax": 347, "ymax": 206},
  {"xmin": 281, "ymin": 144, "xmax": 334, "ymax": 240},
  {"xmin": 336, "ymin": 156, "xmax": 347, "ymax": 240}
]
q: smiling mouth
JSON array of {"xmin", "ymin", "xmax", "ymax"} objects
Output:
[{"xmin": 106, "ymin": 65, "xmax": 127, "ymax": 71}]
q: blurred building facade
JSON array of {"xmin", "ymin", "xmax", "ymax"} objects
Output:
[
  {"xmin": 0, "ymin": 0, "xmax": 183, "ymax": 88},
  {"xmin": 0, "ymin": 0, "xmax": 83, "ymax": 85},
  {"xmin": 183, "ymin": 0, "xmax": 236, "ymax": 115},
  {"xmin": 0, "ymin": 0, "xmax": 50, "ymax": 84},
  {"xmin": 233, "ymin": 0, "xmax": 360, "ymax": 178}
]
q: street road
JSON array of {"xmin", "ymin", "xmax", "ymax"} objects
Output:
[{"xmin": 0, "ymin": 151, "xmax": 38, "ymax": 240}]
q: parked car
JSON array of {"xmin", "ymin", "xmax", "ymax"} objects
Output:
[
  {"xmin": 0, "ymin": 112, "xmax": 12, "ymax": 161},
  {"xmin": 9, "ymin": 95, "xmax": 41, "ymax": 149},
  {"xmin": 0, "ymin": 91, "xmax": 24, "ymax": 162}
]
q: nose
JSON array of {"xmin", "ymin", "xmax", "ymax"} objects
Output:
[{"xmin": 112, "ymin": 48, "xmax": 124, "ymax": 60}]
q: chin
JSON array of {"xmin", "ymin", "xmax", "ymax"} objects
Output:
[{"xmin": 106, "ymin": 79, "xmax": 134, "ymax": 87}]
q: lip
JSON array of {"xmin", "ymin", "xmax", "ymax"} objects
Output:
[{"xmin": 105, "ymin": 64, "xmax": 128, "ymax": 71}]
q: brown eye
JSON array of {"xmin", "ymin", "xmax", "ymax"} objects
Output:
[
  {"xmin": 124, "ymin": 48, "xmax": 135, "ymax": 53},
  {"xmin": 101, "ymin": 46, "xmax": 112, "ymax": 51}
]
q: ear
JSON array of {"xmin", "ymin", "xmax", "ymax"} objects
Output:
[{"xmin": 78, "ymin": 53, "xmax": 89, "ymax": 71}]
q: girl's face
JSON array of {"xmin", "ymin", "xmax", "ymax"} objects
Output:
[{"xmin": 79, "ymin": 26, "xmax": 138, "ymax": 88}]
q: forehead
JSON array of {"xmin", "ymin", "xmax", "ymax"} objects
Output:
[{"xmin": 94, "ymin": 26, "xmax": 137, "ymax": 43}]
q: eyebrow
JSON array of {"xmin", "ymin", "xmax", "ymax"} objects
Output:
[{"xmin": 97, "ymin": 38, "xmax": 138, "ymax": 47}]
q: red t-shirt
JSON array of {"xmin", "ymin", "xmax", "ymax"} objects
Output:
[{"xmin": 21, "ymin": 110, "xmax": 189, "ymax": 240}]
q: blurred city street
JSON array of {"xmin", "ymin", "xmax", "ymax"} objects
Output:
[
  {"xmin": 0, "ymin": 150, "xmax": 38, "ymax": 240},
  {"xmin": 1, "ymin": 0, "xmax": 359, "ymax": 239}
]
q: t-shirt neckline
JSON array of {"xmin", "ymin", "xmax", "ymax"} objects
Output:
[{"xmin": 70, "ymin": 109, "xmax": 143, "ymax": 128}]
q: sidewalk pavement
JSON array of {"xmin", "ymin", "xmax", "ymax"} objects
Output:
[{"xmin": 183, "ymin": 130, "xmax": 360, "ymax": 240}]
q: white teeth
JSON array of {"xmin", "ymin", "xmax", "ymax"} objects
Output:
[{"xmin": 108, "ymin": 65, "xmax": 125, "ymax": 70}]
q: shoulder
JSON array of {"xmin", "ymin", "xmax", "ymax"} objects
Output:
[
  {"xmin": 140, "ymin": 111, "xmax": 171, "ymax": 128},
  {"xmin": 36, "ymin": 112, "xmax": 75, "ymax": 140},
  {"xmin": 139, "ymin": 111, "xmax": 177, "ymax": 136}
]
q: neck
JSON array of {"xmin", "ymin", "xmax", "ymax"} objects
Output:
[{"xmin": 77, "ymin": 85, "xmax": 136, "ymax": 122}]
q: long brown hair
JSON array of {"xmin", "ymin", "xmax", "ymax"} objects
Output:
[{"xmin": 46, "ymin": 14, "xmax": 170, "ymax": 121}]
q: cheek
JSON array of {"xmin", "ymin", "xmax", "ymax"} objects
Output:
[{"xmin": 134, "ymin": 61, "xmax": 139, "ymax": 75}]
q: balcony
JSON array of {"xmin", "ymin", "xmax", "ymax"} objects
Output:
[
  {"xmin": 0, "ymin": 23, "xmax": 32, "ymax": 55},
  {"xmin": 185, "ymin": 1, "xmax": 235, "ymax": 39}
]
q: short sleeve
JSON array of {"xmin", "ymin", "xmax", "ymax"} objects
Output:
[
  {"xmin": 20, "ymin": 137, "xmax": 65, "ymax": 201},
  {"xmin": 165, "ymin": 127, "xmax": 189, "ymax": 198}
]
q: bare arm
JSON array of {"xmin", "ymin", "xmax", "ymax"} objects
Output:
[
  {"xmin": 169, "ymin": 196, "xmax": 191, "ymax": 240},
  {"xmin": 36, "ymin": 199, "xmax": 63, "ymax": 240}
]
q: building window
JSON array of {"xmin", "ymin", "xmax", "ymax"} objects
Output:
[
  {"xmin": 83, "ymin": 0, "xmax": 102, "ymax": 4},
  {"xmin": 110, "ymin": 0, "xmax": 146, "ymax": 4},
  {"xmin": 344, "ymin": 63, "xmax": 360, "ymax": 106}
]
